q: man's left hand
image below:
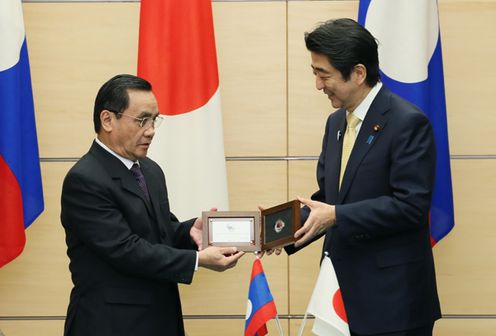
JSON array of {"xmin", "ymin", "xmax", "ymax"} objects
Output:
[
  {"xmin": 190, "ymin": 208, "xmax": 217, "ymax": 250},
  {"xmin": 294, "ymin": 197, "xmax": 336, "ymax": 248}
]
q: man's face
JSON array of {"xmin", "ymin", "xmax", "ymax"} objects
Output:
[
  {"xmin": 109, "ymin": 89, "xmax": 159, "ymax": 161},
  {"xmin": 310, "ymin": 52, "xmax": 362, "ymax": 112}
]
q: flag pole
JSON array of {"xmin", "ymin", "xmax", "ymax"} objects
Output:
[
  {"xmin": 274, "ymin": 315, "xmax": 284, "ymax": 336},
  {"xmin": 297, "ymin": 251, "xmax": 330, "ymax": 336},
  {"xmin": 297, "ymin": 311, "xmax": 309, "ymax": 336}
]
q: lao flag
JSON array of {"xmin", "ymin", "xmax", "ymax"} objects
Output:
[
  {"xmin": 245, "ymin": 258, "xmax": 277, "ymax": 336},
  {"xmin": 0, "ymin": 0, "xmax": 44, "ymax": 268},
  {"xmin": 358, "ymin": 0, "xmax": 455, "ymax": 245},
  {"xmin": 299, "ymin": 256, "xmax": 350, "ymax": 336},
  {"xmin": 137, "ymin": 0, "xmax": 228, "ymax": 219}
]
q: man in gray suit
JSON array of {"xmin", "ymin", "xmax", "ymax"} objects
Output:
[{"xmin": 61, "ymin": 74, "xmax": 243, "ymax": 336}]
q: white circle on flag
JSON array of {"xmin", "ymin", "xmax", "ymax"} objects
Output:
[
  {"xmin": 245, "ymin": 299, "xmax": 253, "ymax": 320},
  {"xmin": 0, "ymin": 0, "xmax": 25, "ymax": 72},
  {"xmin": 364, "ymin": 0, "xmax": 439, "ymax": 83}
]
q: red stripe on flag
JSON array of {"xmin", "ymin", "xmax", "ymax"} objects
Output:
[
  {"xmin": 428, "ymin": 212, "xmax": 437, "ymax": 247},
  {"xmin": 245, "ymin": 301, "xmax": 277, "ymax": 336},
  {"xmin": 0, "ymin": 156, "xmax": 26, "ymax": 267},
  {"xmin": 250, "ymin": 258, "xmax": 264, "ymax": 280},
  {"xmin": 138, "ymin": 0, "xmax": 219, "ymax": 116}
]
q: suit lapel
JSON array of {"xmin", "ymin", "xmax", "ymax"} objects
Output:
[
  {"xmin": 140, "ymin": 159, "xmax": 169, "ymax": 241},
  {"xmin": 120, "ymin": 171, "xmax": 155, "ymax": 218},
  {"xmin": 328, "ymin": 111, "xmax": 347, "ymax": 202},
  {"xmin": 338, "ymin": 87, "xmax": 391, "ymax": 202},
  {"xmin": 90, "ymin": 142, "xmax": 155, "ymax": 217}
]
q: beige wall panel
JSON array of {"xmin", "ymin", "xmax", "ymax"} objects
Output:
[
  {"xmin": 288, "ymin": 160, "xmax": 319, "ymax": 200},
  {"xmin": 184, "ymin": 318, "xmax": 288, "ymax": 336},
  {"xmin": 439, "ymin": 1, "xmax": 496, "ymax": 155},
  {"xmin": 213, "ymin": 2, "xmax": 287, "ymax": 156},
  {"xmin": 23, "ymin": 3, "xmax": 139, "ymax": 158},
  {"xmin": 288, "ymin": 1, "xmax": 358, "ymax": 156},
  {"xmin": 434, "ymin": 159, "xmax": 496, "ymax": 314},
  {"xmin": 180, "ymin": 161, "xmax": 288, "ymax": 315},
  {"xmin": 0, "ymin": 320, "xmax": 64, "ymax": 336},
  {"xmin": 290, "ymin": 318, "xmax": 321, "ymax": 336},
  {"xmin": 226, "ymin": 161, "xmax": 288, "ymax": 211},
  {"xmin": 0, "ymin": 163, "xmax": 73, "ymax": 316},
  {"xmin": 434, "ymin": 318, "xmax": 496, "ymax": 336}
]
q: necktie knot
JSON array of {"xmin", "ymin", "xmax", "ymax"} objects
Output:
[
  {"xmin": 130, "ymin": 163, "xmax": 143, "ymax": 178},
  {"xmin": 346, "ymin": 113, "xmax": 360, "ymax": 129},
  {"xmin": 130, "ymin": 163, "xmax": 150, "ymax": 200}
]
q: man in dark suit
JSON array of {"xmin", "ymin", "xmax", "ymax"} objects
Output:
[
  {"xmin": 61, "ymin": 74, "xmax": 244, "ymax": 336},
  {"xmin": 286, "ymin": 19, "xmax": 441, "ymax": 335}
]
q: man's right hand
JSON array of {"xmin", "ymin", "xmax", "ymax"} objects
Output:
[
  {"xmin": 198, "ymin": 246, "xmax": 245, "ymax": 272},
  {"xmin": 255, "ymin": 248, "xmax": 283, "ymax": 258}
]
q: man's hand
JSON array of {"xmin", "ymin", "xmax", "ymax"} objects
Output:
[
  {"xmin": 198, "ymin": 246, "xmax": 245, "ymax": 272},
  {"xmin": 294, "ymin": 196, "xmax": 336, "ymax": 248},
  {"xmin": 190, "ymin": 207, "xmax": 217, "ymax": 250},
  {"xmin": 255, "ymin": 248, "xmax": 283, "ymax": 258}
]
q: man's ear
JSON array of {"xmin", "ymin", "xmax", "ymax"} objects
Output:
[
  {"xmin": 100, "ymin": 110, "xmax": 113, "ymax": 132},
  {"xmin": 353, "ymin": 64, "xmax": 368, "ymax": 85}
]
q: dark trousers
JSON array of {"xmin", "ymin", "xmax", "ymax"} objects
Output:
[{"xmin": 351, "ymin": 323, "xmax": 434, "ymax": 336}]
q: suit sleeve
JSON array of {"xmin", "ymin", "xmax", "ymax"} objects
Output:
[
  {"xmin": 61, "ymin": 171, "xmax": 196, "ymax": 284},
  {"xmin": 168, "ymin": 213, "xmax": 198, "ymax": 250},
  {"xmin": 335, "ymin": 110, "xmax": 436, "ymax": 241}
]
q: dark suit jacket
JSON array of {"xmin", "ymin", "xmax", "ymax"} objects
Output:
[
  {"xmin": 61, "ymin": 141, "xmax": 198, "ymax": 336},
  {"xmin": 287, "ymin": 86, "xmax": 441, "ymax": 334}
]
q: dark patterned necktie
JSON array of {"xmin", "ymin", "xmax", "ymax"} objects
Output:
[{"xmin": 130, "ymin": 163, "xmax": 150, "ymax": 201}]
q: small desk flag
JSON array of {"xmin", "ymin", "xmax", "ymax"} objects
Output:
[
  {"xmin": 299, "ymin": 255, "xmax": 350, "ymax": 336},
  {"xmin": 245, "ymin": 258, "xmax": 278, "ymax": 336}
]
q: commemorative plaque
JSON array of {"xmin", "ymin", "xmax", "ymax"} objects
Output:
[{"xmin": 202, "ymin": 200, "xmax": 301, "ymax": 252}]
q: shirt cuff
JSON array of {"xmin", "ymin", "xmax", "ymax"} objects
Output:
[{"xmin": 194, "ymin": 251, "xmax": 199, "ymax": 271}]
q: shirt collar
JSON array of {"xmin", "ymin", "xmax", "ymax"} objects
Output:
[
  {"xmin": 95, "ymin": 137, "xmax": 137, "ymax": 170},
  {"xmin": 348, "ymin": 81, "xmax": 383, "ymax": 121}
]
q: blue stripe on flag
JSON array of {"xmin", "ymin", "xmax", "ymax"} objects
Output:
[
  {"xmin": 0, "ymin": 39, "xmax": 44, "ymax": 228},
  {"xmin": 246, "ymin": 272, "xmax": 274, "ymax": 322}
]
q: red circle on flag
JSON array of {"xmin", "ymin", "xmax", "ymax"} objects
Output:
[{"xmin": 332, "ymin": 289, "xmax": 348, "ymax": 323}]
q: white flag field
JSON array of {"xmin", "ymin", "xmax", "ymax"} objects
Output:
[{"xmin": 298, "ymin": 256, "xmax": 350, "ymax": 336}]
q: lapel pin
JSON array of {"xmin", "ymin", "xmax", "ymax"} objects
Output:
[{"xmin": 373, "ymin": 124, "xmax": 381, "ymax": 132}]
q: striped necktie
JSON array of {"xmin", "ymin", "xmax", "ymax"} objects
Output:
[{"xmin": 130, "ymin": 163, "xmax": 150, "ymax": 201}]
